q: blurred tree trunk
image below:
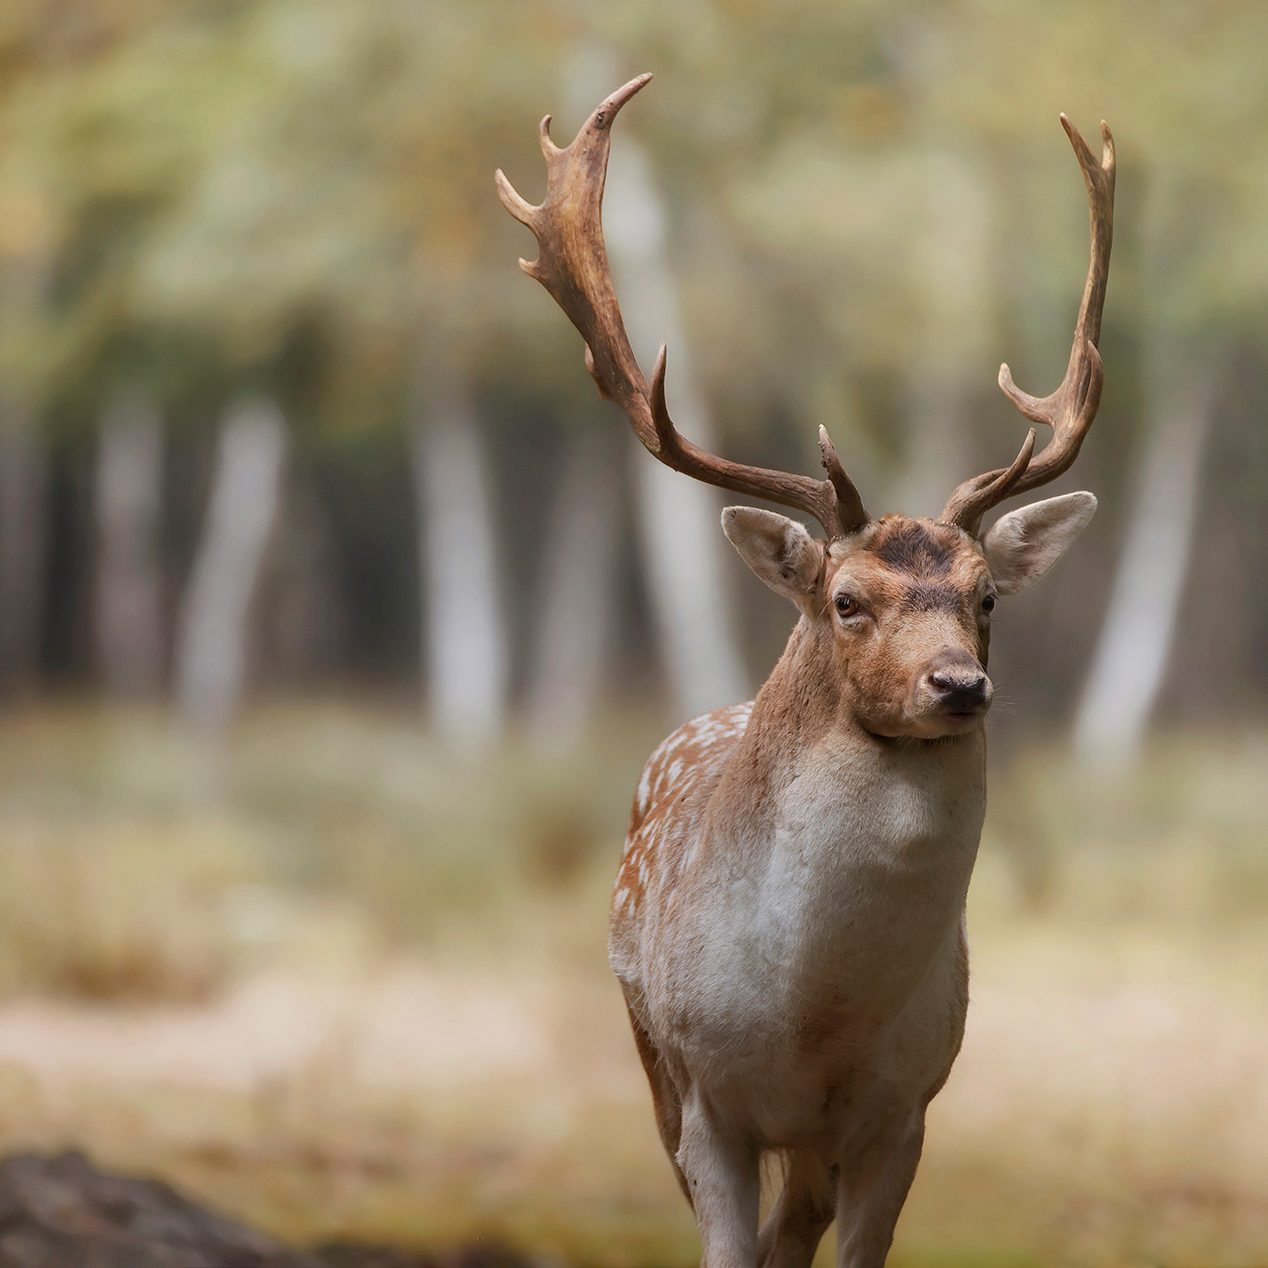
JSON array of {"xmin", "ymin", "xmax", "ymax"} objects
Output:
[
  {"xmin": 94, "ymin": 394, "xmax": 164, "ymax": 699},
  {"xmin": 524, "ymin": 432, "xmax": 619, "ymax": 745},
  {"xmin": 0, "ymin": 406, "xmax": 48, "ymax": 698},
  {"xmin": 572, "ymin": 53, "xmax": 747, "ymax": 715},
  {"xmin": 175, "ymin": 398, "xmax": 288, "ymax": 733},
  {"xmin": 1073, "ymin": 349, "xmax": 1221, "ymax": 765},
  {"xmin": 412, "ymin": 383, "xmax": 508, "ymax": 748}
]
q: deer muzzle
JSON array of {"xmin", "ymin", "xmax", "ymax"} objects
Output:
[{"xmin": 921, "ymin": 652, "xmax": 993, "ymax": 720}]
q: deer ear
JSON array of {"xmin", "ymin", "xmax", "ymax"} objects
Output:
[
  {"xmin": 722, "ymin": 507, "xmax": 822, "ymax": 607},
  {"xmin": 981, "ymin": 492, "xmax": 1097, "ymax": 596}
]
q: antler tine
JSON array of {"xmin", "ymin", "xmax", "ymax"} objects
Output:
[
  {"xmin": 941, "ymin": 427, "xmax": 1037, "ymax": 538},
  {"xmin": 645, "ymin": 347, "xmax": 861, "ymax": 532},
  {"xmin": 818, "ymin": 426, "xmax": 869, "ymax": 530},
  {"xmin": 942, "ymin": 115, "xmax": 1115, "ymax": 532},
  {"xmin": 494, "ymin": 73, "xmax": 654, "ymax": 432},
  {"xmin": 496, "ymin": 75, "xmax": 870, "ymax": 539}
]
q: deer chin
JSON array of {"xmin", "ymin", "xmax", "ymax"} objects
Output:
[
  {"xmin": 913, "ymin": 708, "xmax": 989, "ymax": 741},
  {"xmin": 874, "ymin": 719, "xmax": 985, "ymax": 745},
  {"xmin": 859, "ymin": 701, "xmax": 989, "ymax": 743},
  {"xmin": 912, "ymin": 705, "xmax": 989, "ymax": 740}
]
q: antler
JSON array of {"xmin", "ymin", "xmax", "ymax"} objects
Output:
[
  {"xmin": 495, "ymin": 74, "xmax": 869, "ymax": 539},
  {"xmin": 942, "ymin": 115, "xmax": 1115, "ymax": 535}
]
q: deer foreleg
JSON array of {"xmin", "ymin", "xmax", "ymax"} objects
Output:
[
  {"xmin": 677, "ymin": 1095, "xmax": 761, "ymax": 1268},
  {"xmin": 835, "ymin": 1112, "xmax": 925, "ymax": 1268}
]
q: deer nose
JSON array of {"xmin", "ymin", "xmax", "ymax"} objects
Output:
[{"xmin": 926, "ymin": 662, "xmax": 990, "ymax": 713}]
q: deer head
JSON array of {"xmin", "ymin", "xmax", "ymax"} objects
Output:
[{"xmin": 497, "ymin": 75, "xmax": 1114, "ymax": 740}]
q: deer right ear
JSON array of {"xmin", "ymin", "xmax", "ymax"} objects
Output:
[
  {"xmin": 722, "ymin": 507, "xmax": 822, "ymax": 607},
  {"xmin": 980, "ymin": 491, "xmax": 1097, "ymax": 596}
]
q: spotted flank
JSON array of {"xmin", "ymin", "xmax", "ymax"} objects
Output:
[{"xmin": 612, "ymin": 701, "xmax": 753, "ymax": 919}]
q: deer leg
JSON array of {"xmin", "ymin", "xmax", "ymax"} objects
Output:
[
  {"xmin": 625, "ymin": 1003, "xmax": 692, "ymax": 1205},
  {"xmin": 756, "ymin": 1151, "xmax": 836, "ymax": 1268},
  {"xmin": 677, "ymin": 1094, "xmax": 760, "ymax": 1268},
  {"xmin": 835, "ymin": 1113, "xmax": 925, "ymax": 1268}
]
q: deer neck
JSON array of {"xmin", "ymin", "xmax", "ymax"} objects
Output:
[
  {"xmin": 697, "ymin": 617, "xmax": 987, "ymax": 1015},
  {"xmin": 707, "ymin": 616, "xmax": 987, "ymax": 859}
]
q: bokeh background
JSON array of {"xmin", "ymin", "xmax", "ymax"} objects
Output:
[{"xmin": 0, "ymin": 2, "xmax": 1265, "ymax": 1265}]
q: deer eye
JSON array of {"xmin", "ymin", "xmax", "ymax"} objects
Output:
[
  {"xmin": 835, "ymin": 594, "xmax": 858, "ymax": 618},
  {"xmin": 981, "ymin": 594, "xmax": 996, "ymax": 614}
]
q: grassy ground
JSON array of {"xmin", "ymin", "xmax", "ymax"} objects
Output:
[{"xmin": 0, "ymin": 703, "xmax": 1264, "ymax": 1267}]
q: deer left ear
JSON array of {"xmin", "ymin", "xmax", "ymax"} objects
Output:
[
  {"xmin": 722, "ymin": 507, "xmax": 822, "ymax": 608},
  {"xmin": 981, "ymin": 492, "xmax": 1097, "ymax": 596}
]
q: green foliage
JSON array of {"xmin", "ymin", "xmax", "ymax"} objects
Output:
[{"xmin": 1, "ymin": 0, "xmax": 1265, "ymax": 444}]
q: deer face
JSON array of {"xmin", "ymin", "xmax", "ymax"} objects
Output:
[
  {"xmin": 822, "ymin": 517, "xmax": 994, "ymax": 739},
  {"xmin": 723, "ymin": 495, "xmax": 1096, "ymax": 740}
]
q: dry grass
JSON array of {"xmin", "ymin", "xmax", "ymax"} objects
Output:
[{"xmin": 0, "ymin": 703, "xmax": 1263, "ymax": 1267}]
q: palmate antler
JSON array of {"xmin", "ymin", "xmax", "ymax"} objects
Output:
[
  {"xmin": 495, "ymin": 74, "xmax": 869, "ymax": 539},
  {"xmin": 941, "ymin": 115, "xmax": 1116, "ymax": 535}
]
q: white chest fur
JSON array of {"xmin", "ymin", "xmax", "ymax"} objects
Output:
[
  {"xmin": 631, "ymin": 730, "xmax": 985, "ymax": 1143},
  {"xmin": 754, "ymin": 733, "xmax": 983, "ymax": 1007}
]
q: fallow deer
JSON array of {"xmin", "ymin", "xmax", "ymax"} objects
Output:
[{"xmin": 498, "ymin": 75, "xmax": 1114, "ymax": 1268}]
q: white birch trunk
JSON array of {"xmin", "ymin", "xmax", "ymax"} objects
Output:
[
  {"xmin": 412, "ymin": 388, "xmax": 509, "ymax": 748},
  {"xmin": 524, "ymin": 433, "xmax": 619, "ymax": 744},
  {"xmin": 0, "ymin": 408, "xmax": 48, "ymax": 696},
  {"xmin": 568, "ymin": 52, "xmax": 747, "ymax": 714},
  {"xmin": 1072, "ymin": 354, "xmax": 1220, "ymax": 765},
  {"xmin": 95, "ymin": 395, "xmax": 164, "ymax": 698},
  {"xmin": 175, "ymin": 398, "xmax": 288, "ymax": 732}
]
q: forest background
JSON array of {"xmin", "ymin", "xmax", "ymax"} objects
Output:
[{"xmin": 0, "ymin": 3, "xmax": 1264, "ymax": 1266}]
